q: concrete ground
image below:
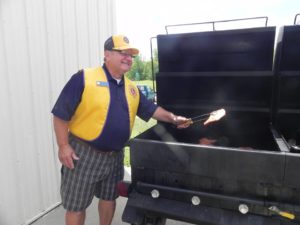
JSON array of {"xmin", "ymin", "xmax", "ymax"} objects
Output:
[
  {"xmin": 31, "ymin": 168, "xmax": 191, "ymax": 225},
  {"xmin": 30, "ymin": 196, "xmax": 129, "ymax": 225}
]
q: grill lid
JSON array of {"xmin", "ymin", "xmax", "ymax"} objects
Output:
[{"xmin": 156, "ymin": 27, "xmax": 276, "ymax": 113}]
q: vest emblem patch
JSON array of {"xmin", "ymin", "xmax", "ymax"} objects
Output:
[{"xmin": 129, "ymin": 85, "xmax": 137, "ymax": 98}]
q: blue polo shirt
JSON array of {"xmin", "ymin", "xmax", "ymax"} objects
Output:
[{"xmin": 51, "ymin": 64, "xmax": 157, "ymax": 151}]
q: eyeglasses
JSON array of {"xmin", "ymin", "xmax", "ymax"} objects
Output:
[{"xmin": 111, "ymin": 50, "xmax": 136, "ymax": 59}]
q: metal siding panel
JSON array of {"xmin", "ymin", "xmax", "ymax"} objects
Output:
[
  {"xmin": 22, "ymin": 1, "xmax": 47, "ymax": 219},
  {"xmin": 3, "ymin": 0, "xmax": 59, "ymax": 223},
  {"xmin": 75, "ymin": 0, "xmax": 91, "ymax": 68},
  {"xmin": 0, "ymin": 0, "xmax": 116, "ymax": 224},
  {"xmin": 61, "ymin": 0, "xmax": 79, "ymax": 77},
  {"xmin": 98, "ymin": 1, "xmax": 107, "ymax": 62},
  {"xmin": 23, "ymin": 0, "xmax": 61, "ymax": 215},
  {"xmin": 87, "ymin": 0, "xmax": 102, "ymax": 66},
  {"xmin": 6, "ymin": 2, "xmax": 32, "ymax": 224},
  {"xmin": 44, "ymin": 0, "xmax": 67, "ymax": 101},
  {"xmin": 1, "ymin": 1, "xmax": 34, "ymax": 224},
  {"xmin": 98, "ymin": 0, "xmax": 117, "ymax": 64},
  {"xmin": 0, "ymin": 2, "xmax": 23, "ymax": 224}
]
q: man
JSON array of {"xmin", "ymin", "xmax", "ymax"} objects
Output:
[{"xmin": 52, "ymin": 35, "xmax": 190, "ymax": 225}]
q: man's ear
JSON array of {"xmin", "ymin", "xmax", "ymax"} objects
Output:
[{"xmin": 104, "ymin": 50, "xmax": 109, "ymax": 58}]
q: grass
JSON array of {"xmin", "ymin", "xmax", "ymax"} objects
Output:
[
  {"xmin": 134, "ymin": 79, "xmax": 156, "ymax": 90},
  {"xmin": 124, "ymin": 80, "xmax": 157, "ymax": 167},
  {"xmin": 124, "ymin": 117, "xmax": 157, "ymax": 167}
]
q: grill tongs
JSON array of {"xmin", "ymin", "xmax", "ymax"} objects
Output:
[{"xmin": 187, "ymin": 108, "xmax": 226, "ymax": 126}]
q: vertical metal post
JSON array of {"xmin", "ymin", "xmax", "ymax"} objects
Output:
[{"xmin": 150, "ymin": 37, "xmax": 157, "ymax": 92}]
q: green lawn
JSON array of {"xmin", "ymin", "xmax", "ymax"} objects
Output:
[
  {"xmin": 134, "ymin": 79, "xmax": 156, "ymax": 90},
  {"xmin": 124, "ymin": 80, "xmax": 157, "ymax": 166},
  {"xmin": 124, "ymin": 117, "xmax": 156, "ymax": 167}
]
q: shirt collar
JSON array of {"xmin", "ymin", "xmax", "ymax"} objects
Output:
[{"xmin": 102, "ymin": 64, "xmax": 124, "ymax": 85}]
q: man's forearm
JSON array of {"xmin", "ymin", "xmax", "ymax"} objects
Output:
[
  {"xmin": 152, "ymin": 106, "xmax": 177, "ymax": 124},
  {"xmin": 53, "ymin": 116, "xmax": 70, "ymax": 147}
]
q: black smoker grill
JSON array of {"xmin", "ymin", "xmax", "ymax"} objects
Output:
[{"xmin": 122, "ymin": 23, "xmax": 300, "ymax": 225}]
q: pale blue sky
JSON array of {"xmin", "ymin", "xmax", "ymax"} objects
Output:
[{"xmin": 116, "ymin": 0, "xmax": 300, "ymax": 59}]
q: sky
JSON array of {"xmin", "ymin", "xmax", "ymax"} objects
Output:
[{"xmin": 115, "ymin": 0, "xmax": 300, "ymax": 59}]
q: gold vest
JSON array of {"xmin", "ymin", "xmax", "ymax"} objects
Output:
[{"xmin": 69, "ymin": 67, "xmax": 140, "ymax": 141}]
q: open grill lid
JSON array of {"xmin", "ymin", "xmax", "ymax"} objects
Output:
[
  {"xmin": 157, "ymin": 27, "xmax": 275, "ymax": 73},
  {"xmin": 156, "ymin": 27, "xmax": 276, "ymax": 115}
]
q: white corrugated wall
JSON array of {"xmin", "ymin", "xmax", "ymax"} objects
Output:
[{"xmin": 0, "ymin": 0, "xmax": 116, "ymax": 224}]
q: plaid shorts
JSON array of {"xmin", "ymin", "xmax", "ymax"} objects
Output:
[{"xmin": 60, "ymin": 135, "xmax": 124, "ymax": 211}]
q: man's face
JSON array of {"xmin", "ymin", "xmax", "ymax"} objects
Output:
[{"xmin": 105, "ymin": 50, "xmax": 135, "ymax": 77}]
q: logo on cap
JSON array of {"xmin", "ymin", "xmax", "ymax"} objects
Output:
[{"xmin": 123, "ymin": 36, "xmax": 129, "ymax": 44}]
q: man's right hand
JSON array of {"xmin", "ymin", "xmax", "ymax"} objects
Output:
[{"xmin": 58, "ymin": 144, "xmax": 79, "ymax": 169}]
